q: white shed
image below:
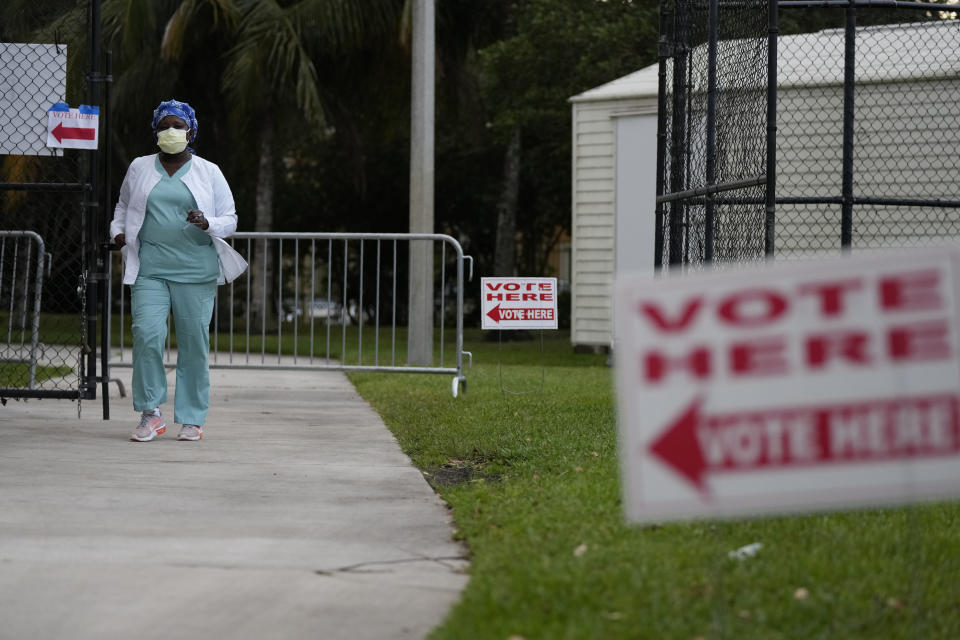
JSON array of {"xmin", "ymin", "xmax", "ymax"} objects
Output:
[
  {"xmin": 569, "ymin": 65, "xmax": 660, "ymax": 350},
  {"xmin": 568, "ymin": 19, "xmax": 960, "ymax": 350}
]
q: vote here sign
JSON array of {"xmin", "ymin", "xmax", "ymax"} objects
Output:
[
  {"xmin": 481, "ymin": 277, "xmax": 558, "ymax": 330},
  {"xmin": 46, "ymin": 102, "xmax": 99, "ymax": 150},
  {"xmin": 615, "ymin": 246, "xmax": 960, "ymax": 523}
]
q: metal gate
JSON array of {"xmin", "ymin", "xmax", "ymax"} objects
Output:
[
  {"xmin": 108, "ymin": 232, "xmax": 474, "ymax": 397},
  {"xmin": 0, "ymin": 232, "xmax": 48, "ymax": 392},
  {"xmin": 0, "ymin": 4, "xmax": 111, "ymax": 410},
  {"xmin": 655, "ymin": 0, "xmax": 775, "ymax": 269}
]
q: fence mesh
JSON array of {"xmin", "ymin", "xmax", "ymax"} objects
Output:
[
  {"xmin": 776, "ymin": 13, "xmax": 960, "ymax": 255},
  {"xmin": 658, "ymin": 0, "xmax": 769, "ymax": 267},
  {"xmin": 0, "ymin": 41, "xmax": 88, "ymax": 396},
  {"xmin": 658, "ymin": 3, "xmax": 960, "ymax": 267}
]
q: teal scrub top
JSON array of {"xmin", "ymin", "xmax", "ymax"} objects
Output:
[{"xmin": 138, "ymin": 157, "xmax": 219, "ymax": 283}]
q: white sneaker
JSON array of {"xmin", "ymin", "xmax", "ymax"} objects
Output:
[
  {"xmin": 178, "ymin": 424, "xmax": 203, "ymax": 441},
  {"xmin": 130, "ymin": 410, "xmax": 165, "ymax": 442}
]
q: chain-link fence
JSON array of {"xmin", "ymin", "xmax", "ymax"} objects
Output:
[
  {"xmin": 656, "ymin": 0, "xmax": 772, "ymax": 268},
  {"xmin": 0, "ymin": 39, "xmax": 91, "ymax": 399},
  {"xmin": 776, "ymin": 5, "xmax": 960, "ymax": 255},
  {"xmin": 657, "ymin": 1, "xmax": 960, "ymax": 268},
  {"xmin": 649, "ymin": 6, "xmax": 960, "ymax": 638}
]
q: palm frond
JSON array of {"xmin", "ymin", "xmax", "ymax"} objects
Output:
[
  {"xmin": 222, "ymin": 0, "xmax": 330, "ymax": 128},
  {"xmin": 292, "ymin": 0, "xmax": 402, "ymax": 54},
  {"xmin": 399, "ymin": 0, "xmax": 413, "ymax": 49},
  {"xmin": 206, "ymin": 0, "xmax": 241, "ymax": 28},
  {"xmin": 161, "ymin": 0, "xmax": 198, "ymax": 60},
  {"xmin": 102, "ymin": 0, "xmax": 161, "ymax": 59},
  {"xmin": 161, "ymin": 0, "xmax": 241, "ymax": 59}
]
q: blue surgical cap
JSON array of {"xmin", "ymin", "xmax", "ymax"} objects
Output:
[{"xmin": 151, "ymin": 99, "xmax": 198, "ymax": 142}]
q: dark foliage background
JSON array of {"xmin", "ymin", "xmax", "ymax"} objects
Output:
[
  {"xmin": 4, "ymin": 0, "xmax": 945, "ymax": 290},
  {"xmin": 1, "ymin": 0, "xmax": 657, "ymax": 284}
]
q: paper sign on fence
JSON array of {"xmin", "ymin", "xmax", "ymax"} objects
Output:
[{"xmin": 46, "ymin": 102, "xmax": 99, "ymax": 150}]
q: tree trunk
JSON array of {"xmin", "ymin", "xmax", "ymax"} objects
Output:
[
  {"xmin": 494, "ymin": 127, "xmax": 521, "ymax": 277},
  {"xmin": 250, "ymin": 119, "xmax": 275, "ymax": 330}
]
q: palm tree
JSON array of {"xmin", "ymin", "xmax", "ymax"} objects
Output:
[
  {"xmin": 100, "ymin": 0, "xmax": 404, "ymax": 324},
  {"xmin": 217, "ymin": 0, "xmax": 402, "ymax": 322}
]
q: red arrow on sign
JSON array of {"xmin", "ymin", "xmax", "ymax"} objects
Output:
[
  {"xmin": 51, "ymin": 122, "xmax": 96, "ymax": 143},
  {"xmin": 486, "ymin": 304, "xmax": 529, "ymax": 323},
  {"xmin": 649, "ymin": 394, "xmax": 960, "ymax": 495}
]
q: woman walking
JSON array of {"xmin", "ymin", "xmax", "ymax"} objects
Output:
[{"xmin": 110, "ymin": 99, "xmax": 245, "ymax": 442}]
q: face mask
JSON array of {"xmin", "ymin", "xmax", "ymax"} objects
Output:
[{"xmin": 157, "ymin": 127, "xmax": 188, "ymax": 154}]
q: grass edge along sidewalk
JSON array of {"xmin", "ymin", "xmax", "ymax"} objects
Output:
[{"xmin": 349, "ymin": 331, "xmax": 960, "ymax": 640}]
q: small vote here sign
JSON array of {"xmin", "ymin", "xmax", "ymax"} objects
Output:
[
  {"xmin": 46, "ymin": 102, "xmax": 99, "ymax": 150},
  {"xmin": 615, "ymin": 246, "xmax": 960, "ymax": 523},
  {"xmin": 481, "ymin": 277, "xmax": 558, "ymax": 330}
]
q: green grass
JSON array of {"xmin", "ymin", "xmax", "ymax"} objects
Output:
[
  {"xmin": 348, "ymin": 332, "xmax": 960, "ymax": 640},
  {"xmin": 0, "ymin": 313, "xmax": 82, "ymax": 346},
  {"xmin": 0, "ymin": 362, "xmax": 74, "ymax": 387},
  {"xmin": 41, "ymin": 312, "xmax": 550, "ymax": 369},
  {"xmin": 113, "ymin": 314, "xmax": 488, "ymax": 367}
]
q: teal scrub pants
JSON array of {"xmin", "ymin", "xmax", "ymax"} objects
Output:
[{"xmin": 131, "ymin": 277, "xmax": 217, "ymax": 426}]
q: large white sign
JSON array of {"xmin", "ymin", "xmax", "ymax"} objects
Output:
[
  {"xmin": 615, "ymin": 247, "xmax": 960, "ymax": 523},
  {"xmin": 481, "ymin": 277, "xmax": 558, "ymax": 330},
  {"xmin": 0, "ymin": 43, "xmax": 67, "ymax": 156}
]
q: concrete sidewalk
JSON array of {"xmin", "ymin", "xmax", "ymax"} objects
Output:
[{"xmin": 0, "ymin": 368, "xmax": 468, "ymax": 639}]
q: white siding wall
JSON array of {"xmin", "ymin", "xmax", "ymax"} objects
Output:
[
  {"xmin": 570, "ymin": 101, "xmax": 618, "ymax": 345},
  {"xmin": 776, "ymin": 78, "xmax": 960, "ymax": 254},
  {"xmin": 572, "ymin": 97, "xmax": 662, "ymax": 347},
  {"xmin": 571, "ymin": 101, "xmax": 617, "ymax": 347}
]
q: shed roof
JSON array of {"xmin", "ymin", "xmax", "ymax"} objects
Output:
[
  {"xmin": 570, "ymin": 19, "xmax": 960, "ymax": 103},
  {"xmin": 569, "ymin": 65, "xmax": 659, "ymax": 103}
]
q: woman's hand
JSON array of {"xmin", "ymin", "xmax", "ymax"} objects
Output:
[
  {"xmin": 113, "ymin": 233, "xmax": 125, "ymax": 247},
  {"xmin": 186, "ymin": 209, "xmax": 209, "ymax": 230}
]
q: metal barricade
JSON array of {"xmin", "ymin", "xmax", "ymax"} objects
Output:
[
  {"xmin": 108, "ymin": 232, "xmax": 473, "ymax": 396},
  {"xmin": 0, "ymin": 231, "xmax": 46, "ymax": 391}
]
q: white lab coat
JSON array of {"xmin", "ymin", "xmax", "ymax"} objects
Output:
[{"xmin": 109, "ymin": 153, "xmax": 247, "ymax": 285}]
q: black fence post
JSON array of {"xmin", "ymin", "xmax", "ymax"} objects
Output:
[
  {"xmin": 85, "ymin": 0, "xmax": 112, "ymax": 417},
  {"xmin": 704, "ymin": 0, "xmax": 719, "ymax": 264},
  {"xmin": 654, "ymin": 29, "xmax": 670, "ymax": 271},
  {"xmin": 100, "ymin": 48, "xmax": 113, "ymax": 419},
  {"xmin": 656, "ymin": 0, "xmax": 769, "ymax": 268},
  {"xmin": 668, "ymin": 6, "xmax": 688, "ymax": 267},
  {"xmin": 765, "ymin": 0, "xmax": 779, "ymax": 258},
  {"xmin": 841, "ymin": 0, "xmax": 856, "ymax": 250}
]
